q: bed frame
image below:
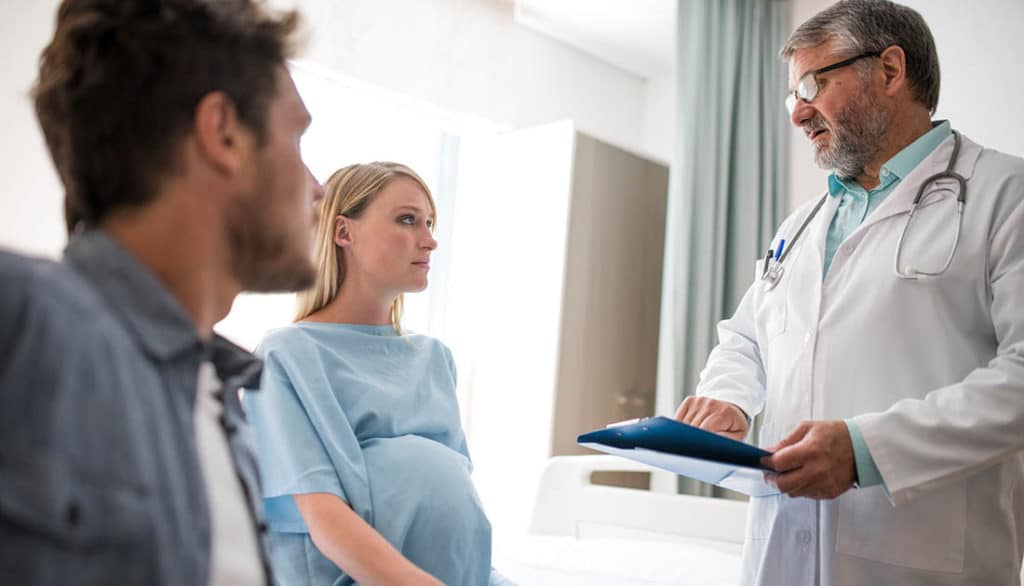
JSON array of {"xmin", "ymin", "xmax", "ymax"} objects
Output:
[{"xmin": 529, "ymin": 455, "xmax": 748, "ymax": 549}]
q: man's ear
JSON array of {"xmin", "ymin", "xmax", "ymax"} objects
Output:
[
  {"xmin": 192, "ymin": 91, "xmax": 251, "ymax": 174},
  {"xmin": 334, "ymin": 215, "xmax": 353, "ymax": 248},
  {"xmin": 878, "ymin": 45, "xmax": 908, "ymax": 97}
]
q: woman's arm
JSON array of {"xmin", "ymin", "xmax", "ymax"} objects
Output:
[{"xmin": 293, "ymin": 492, "xmax": 444, "ymax": 586}]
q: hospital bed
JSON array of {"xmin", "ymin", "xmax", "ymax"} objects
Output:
[{"xmin": 492, "ymin": 455, "xmax": 746, "ymax": 585}]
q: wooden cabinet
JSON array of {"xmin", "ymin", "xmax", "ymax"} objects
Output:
[{"xmin": 550, "ymin": 133, "xmax": 667, "ymax": 468}]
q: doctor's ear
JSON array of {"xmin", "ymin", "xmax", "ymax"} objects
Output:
[
  {"xmin": 333, "ymin": 215, "xmax": 354, "ymax": 248},
  {"xmin": 878, "ymin": 45, "xmax": 907, "ymax": 96}
]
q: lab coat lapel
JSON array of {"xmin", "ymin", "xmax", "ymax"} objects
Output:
[
  {"xmin": 803, "ymin": 192, "xmax": 839, "ymax": 285},
  {"xmin": 790, "ymin": 192, "xmax": 837, "ymax": 325}
]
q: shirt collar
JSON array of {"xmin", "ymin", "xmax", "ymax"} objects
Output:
[
  {"xmin": 827, "ymin": 120, "xmax": 952, "ymax": 198},
  {"xmin": 63, "ymin": 229, "xmax": 261, "ymax": 384}
]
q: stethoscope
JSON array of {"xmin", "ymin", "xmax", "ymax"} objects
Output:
[{"xmin": 761, "ymin": 130, "xmax": 967, "ymax": 291}]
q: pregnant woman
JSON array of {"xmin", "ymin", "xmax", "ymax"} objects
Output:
[{"xmin": 245, "ymin": 162, "xmax": 505, "ymax": 585}]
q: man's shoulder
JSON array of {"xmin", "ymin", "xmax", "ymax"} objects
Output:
[
  {"xmin": 1, "ymin": 249, "xmax": 106, "ymax": 317},
  {"xmin": 964, "ymin": 140, "xmax": 1024, "ymax": 220},
  {"xmin": 0, "ymin": 250, "xmax": 149, "ymax": 449},
  {"xmin": 974, "ymin": 143, "xmax": 1024, "ymax": 180},
  {"xmin": 0, "ymin": 249, "xmax": 130, "ymax": 363}
]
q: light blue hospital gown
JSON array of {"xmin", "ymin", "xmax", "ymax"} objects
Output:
[{"xmin": 244, "ymin": 322, "xmax": 500, "ymax": 585}]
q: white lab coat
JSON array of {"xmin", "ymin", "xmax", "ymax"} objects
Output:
[{"xmin": 697, "ymin": 131, "xmax": 1024, "ymax": 585}]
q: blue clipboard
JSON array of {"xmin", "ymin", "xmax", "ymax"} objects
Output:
[{"xmin": 577, "ymin": 416, "xmax": 779, "ymax": 497}]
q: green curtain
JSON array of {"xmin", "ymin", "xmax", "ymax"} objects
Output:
[{"xmin": 654, "ymin": 0, "xmax": 790, "ymax": 497}]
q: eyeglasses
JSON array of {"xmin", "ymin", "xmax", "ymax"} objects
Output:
[{"xmin": 785, "ymin": 51, "xmax": 882, "ymax": 114}]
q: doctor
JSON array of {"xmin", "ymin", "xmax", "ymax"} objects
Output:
[{"xmin": 675, "ymin": 1, "xmax": 1024, "ymax": 584}]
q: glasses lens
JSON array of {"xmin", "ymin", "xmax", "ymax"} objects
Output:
[
  {"xmin": 786, "ymin": 74, "xmax": 818, "ymax": 114},
  {"xmin": 797, "ymin": 75, "xmax": 818, "ymax": 102}
]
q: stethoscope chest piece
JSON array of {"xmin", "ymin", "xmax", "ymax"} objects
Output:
[{"xmin": 761, "ymin": 262, "xmax": 784, "ymax": 291}]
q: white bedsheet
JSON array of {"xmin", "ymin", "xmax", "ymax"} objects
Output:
[{"xmin": 493, "ymin": 536, "xmax": 742, "ymax": 586}]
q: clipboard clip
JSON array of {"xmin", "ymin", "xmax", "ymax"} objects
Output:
[{"xmin": 605, "ymin": 417, "xmax": 650, "ymax": 428}]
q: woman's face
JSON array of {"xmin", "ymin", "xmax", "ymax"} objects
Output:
[{"xmin": 340, "ymin": 176, "xmax": 437, "ymax": 297}]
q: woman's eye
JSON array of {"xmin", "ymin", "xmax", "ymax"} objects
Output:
[
  {"xmin": 426, "ymin": 219, "xmax": 435, "ymax": 230},
  {"xmin": 399, "ymin": 215, "xmax": 415, "ymax": 225}
]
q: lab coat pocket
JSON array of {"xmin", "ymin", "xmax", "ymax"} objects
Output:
[
  {"xmin": 836, "ymin": 482, "xmax": 966, "ymax": 573},
  {"xmin": 753, "ymin": 260, "xmax": 787, "ymax": 338}
]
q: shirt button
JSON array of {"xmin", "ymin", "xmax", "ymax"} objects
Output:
[
  {"xmin": 65, "ymin": 501, "xmax": 82, "ymax": 529},
  {"xmin": 804, "ymin": 332, "xmax": 812, "ymax": 344},
  {"xmin": 797, "ymin": 529, "xmax": 813, "ymax": 545}
]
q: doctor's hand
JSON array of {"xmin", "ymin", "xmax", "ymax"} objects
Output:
[
  {"xmin": 674, "ymin": 397, "xmax": 749, "ymax": 441},
  {"xmin": 762, "ymin": 420, "xmax": 856, "ymax": 500}
]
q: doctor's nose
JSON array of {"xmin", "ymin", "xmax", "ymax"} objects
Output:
[{"xmin": 790, "ymin": 99, "xmax": 815, "ymax": 128}]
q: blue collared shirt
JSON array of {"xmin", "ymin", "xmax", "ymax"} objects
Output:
[
  {"xmin": 0, "ymin": 230, "xmax": 272, "ymax": 584},
  {"xmin": 827, "ymin": 121, "xmax": 951, "ymax": 488}
]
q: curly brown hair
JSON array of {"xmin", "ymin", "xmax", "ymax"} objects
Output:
[{"xmin": 32, "ymin": 0, "xmax": 301, "ymax": 233}]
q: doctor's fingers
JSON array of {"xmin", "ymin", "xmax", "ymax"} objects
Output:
[
  {"xmin": 776, "ymin": 466, "xmax": 846, "ymax": 500},
  {"xmin": 673, "ymin": 397, "xmax": 699, "ymax": 422},
  {"xmin": 674, "ymin": 396, "xmax": 718, "ymax": 424},
  {"xmin": 692, "ymin": 398, "xmax": 742, "ymax": 427},
  {"xmin": 766, "ymin": 420, "xmax": 815, "ymax": 453},
  {"xmin": 700, "ymin": 411, "xmax": 749, "ymax": 440},
  {"xmin": 764, "ymin": 440, "xmax": 817, "ymax": 473}
]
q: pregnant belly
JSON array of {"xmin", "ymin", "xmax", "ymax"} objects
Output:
[{"xmin": 361, "ymin": 435, "xmax": 492, "ymax": 581}]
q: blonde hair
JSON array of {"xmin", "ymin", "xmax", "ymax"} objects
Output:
[{"xmin": 296, "ymin": 162, "xmax": 436, "ymax": 332}]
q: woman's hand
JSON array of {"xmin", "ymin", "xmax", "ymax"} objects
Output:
[{"xmin": 294, "ymin": 492, "xmax": 444, "ymax": 586}]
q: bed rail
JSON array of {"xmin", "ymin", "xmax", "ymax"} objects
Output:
[{"xmin": 529, "ymin": 455, "xmax": 748, "ymax": 546}]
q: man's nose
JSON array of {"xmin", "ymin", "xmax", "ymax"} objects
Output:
[
  {"xmin": 307, "ymin": 166, "xmax": 324, "ymax": 202},
  {"xmin": 790, "ymin": 98, "xmax": 815, "ymax": 129}
]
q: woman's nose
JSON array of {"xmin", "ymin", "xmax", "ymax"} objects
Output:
[{"xmin": 421, "ymin": 231, "xmax": 438, "ymax": 250}]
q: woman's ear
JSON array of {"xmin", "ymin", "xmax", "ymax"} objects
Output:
[{"xmin": 334, "ymin": 215, "xmax": 353, "ymax": 248}]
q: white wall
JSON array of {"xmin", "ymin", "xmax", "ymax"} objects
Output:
[
  {"xmin": 283, "ymin": 0, "xmax": 651, "ymax": 154},
  {"xmin": 0, "ymin": 0, "xmax": 657, "ymax": 258},
  {"xmin": 0, "ymin": 0, "xmax": 64, "ymax": 258},
  {"xmin": 787, "ymin": 0, "xmax": 1024, "ymax": 211},
  {"xmin": 641, "ymin": 72, "xmax": 675, "ymax": 165}
]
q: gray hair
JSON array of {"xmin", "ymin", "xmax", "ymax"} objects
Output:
[{"xmin": 781, "ymin": 0, "xmax": 940, "ymax": 114}]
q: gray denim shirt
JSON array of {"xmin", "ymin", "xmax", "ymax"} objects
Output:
[{"xmin": 0, "ymin": 230, "xmax": 272, "ymax": 585}]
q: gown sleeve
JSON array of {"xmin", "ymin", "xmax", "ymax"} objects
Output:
[{"xmin": 245, "ymin": 330, "xmax": 373, "ymax": 531}]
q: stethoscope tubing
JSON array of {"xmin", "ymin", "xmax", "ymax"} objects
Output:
[{"xmin": 761, "ymin": 130, "xmax": 966, "ymax": 289}]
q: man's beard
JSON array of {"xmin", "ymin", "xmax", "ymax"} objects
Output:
[
  {"xmin": 806, "ymin": 82, "xmax": 889, "ymax": 180},
  {"xmin": 225, "ymin": 188, "xmax": 316, "ymax": 293}
]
